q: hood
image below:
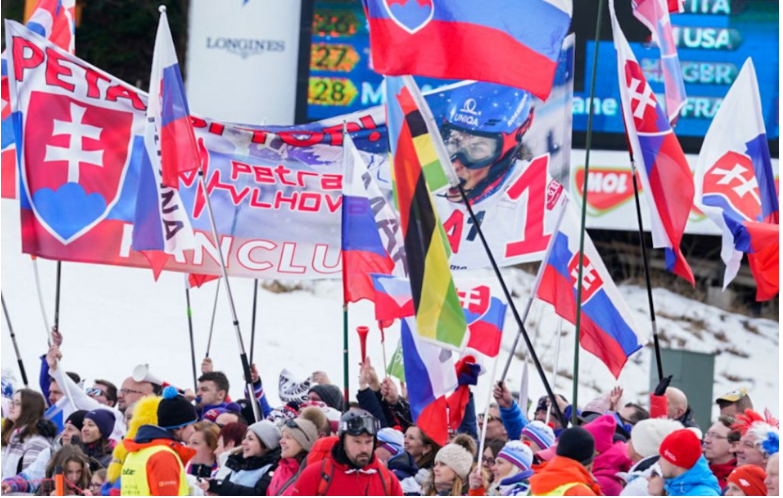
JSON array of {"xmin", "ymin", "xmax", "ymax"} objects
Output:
[
  {"xmin": 594, "ymin": 441, "xmax": 632, "ymax": 474},
  {"xmin": 529, "ymin": 456, "xmax": 601, "ymax": 495},
  {"xmin": 664, "ymin": 456, "xmax": 721, "ymax": 496},
  {"xmin": 630, "ymin": 454, "xmax": 659, "ymax": 474},
  {"xmin": 123, "ymin": 424, "xmax": 196, "ymax": 464},
  {"xmin": 584, "ymin": 414, "xmax": 617, "ymax": 454}
]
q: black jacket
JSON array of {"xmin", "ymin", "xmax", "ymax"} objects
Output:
[{"xmin": 208, "ymin": 447, "xmax": 282, "ymax": 496}]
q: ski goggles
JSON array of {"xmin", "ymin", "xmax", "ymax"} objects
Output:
[
  {"xmin": 442, "ymin": 126, "xmax": 501, "ymax": 170},
  {"xmin": 339, "ymin": 415, "xmax": 380, "ymax": 437},
  {"xmin": 284, "ymin": 419, "xmax": 313, "ymax": 443}
]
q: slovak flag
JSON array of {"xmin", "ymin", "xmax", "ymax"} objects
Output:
[
  {"xmin": 132, "ymin": 8, "xmax": 195, "ymax": 278},
  {"xmin": 371, "ymin": 273, "xmax": 414, "ymax": 322},
  {"xmin": 2, "ymin": 0, "xmax": 76, "ymax": 199},
  {"xmin": 632, "ymin": 0, "xmax": 687, "ymax": 124},
  {"xmin": 611, "ymin": 0, "xmax": 695, "ymax": 285},
  {"xmin": 342, "ymin": 134, "xmax": 395, "ymax": 304},
  {"xmin": 536, "ymin": 197, "xmax": 645, "ymax": 378},
  {"xmin": 458, "ymin": 285, "xmax": 507, "ymax": 358},
  {"xmin": 400, "ymin": 316, "xmax": 457, "ymax": 446},
  {"xmin": 363, "ymin": 0, "xmax": 572, "ymax": 101},
  {"xmin": 695, "ymin": 59, "xmax": 779, "ymax": 301}
]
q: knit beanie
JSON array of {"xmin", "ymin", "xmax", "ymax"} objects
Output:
[
  {"xmin": 157, "ymin": 386, "xmax": 198, "ymax": 430},
  {"xmin": 659, "ymin": 429, "xmax": 702, "ymax": 470},
  {"xmin": 498, "ymin": 440, "xmax": 534, "ymax": 472},
  {"xmin": 630, "ymin": 418, "xmax": 683, "ymax": 459},
  {"xmin": 727, "ymin": 465, "xmax": 767, "ymax": 497},
  {"xmin": 202, "ymin": 402, "xmax": 242, "ymax": 423},
  {"xmin": 247, "ymin": 419, "xmax": 282, "ymax": 450},
  {"xmin": 583, "ymin": 414, "xmax": 617, "ymax": 454},
  {"xmin": 84, "ymin": 409, "xmax": 115, "ymax": 440},
  {"xmin": 308, "ymin": 384, "xmax": 345, "ymax": 412},
  {"xmin": 435, "ymin": 443, "xmax": 474, "ymax": 480},
  {"xmin": 377, "ymin": 428, "xmax": 404, "ymax": 457},
  {"xmin": 556, "ymin": 427, "xmax": 595, "ymax": 466},
  {"xmin": 267, "ymin": 403, "xmax": 300, "ymax": 428},
  {"xmin": 521, "ymin": 421, "xmax": 556, "ymax": 450},
  {"xmin": 281, "ymin": 417, "xmax": 318, "ymax": 452},
  {"xmin": 64, "ymin": 410, "xmax": 88, "ymax": 431}
]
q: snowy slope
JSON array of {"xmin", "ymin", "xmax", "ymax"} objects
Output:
[{"xmin": 1, "ymin": 200, "xmax": 778, "ymax": 420}]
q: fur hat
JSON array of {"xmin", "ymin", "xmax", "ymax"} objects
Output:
[
  {"xmin": 630, "ymin": 418, "xmax": 683, "ymax": 458},
  {"xmin": 248, "ymin": 420, "xmax": 283, "ymax": 450}
]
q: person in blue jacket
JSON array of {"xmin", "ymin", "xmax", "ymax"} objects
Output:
[{"xmin": 653, "ymin": 429, "xmax": 721, "ymax": 496}]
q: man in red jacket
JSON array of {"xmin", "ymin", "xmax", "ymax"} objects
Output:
[{"xmin": 293, "ymin": 410, "xmax": 403, "ymax": 496}]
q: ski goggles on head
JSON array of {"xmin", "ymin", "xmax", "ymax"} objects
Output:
[
  {"xmin": 284, "ymin": 419, "xmax": 313, "ymax": 443},
  {"xmin": 441, "ymin": 126, "xmax": 502, "ymax": 170},
  {"xmin": 339, "ymin": 415, "xmax": 380, "ymax": 437}
]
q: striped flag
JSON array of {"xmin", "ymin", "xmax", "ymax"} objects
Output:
[
  {"xmin": 632, "ymin": 0, "xmax": 687, "ymax": 124},
  {"xmin": 385, "ymin": 75, "xmax": 468, "ymax": 351},
  {"xmin": 611, "ymin": 0, "xmax": 694, "ymax": 285}
]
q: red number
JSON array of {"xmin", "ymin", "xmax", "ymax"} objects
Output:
[
  {"xmin": 504, "ymin": 155, "xmax": 551, "ymax": 258},
  {"xmin": 442, "ymin": 209, "xmax": 464, "ymax": 254}
]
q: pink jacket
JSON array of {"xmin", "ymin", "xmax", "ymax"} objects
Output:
[
  {"xmin": 266, "ymin": 457, "xmax": 302, "ymax": 496},
  {"xmin": 584, "ymin": 415, "xmax": 633, "ymax": 496}
]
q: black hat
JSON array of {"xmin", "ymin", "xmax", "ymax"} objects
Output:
[
  {"xmin": 157, "ymin": 386, "xmax": 198, "ymax": 430},
  {"xmin": 556, "ymin": 426, "xmax": 595, "ymax": 467},
  {"xmin": 308, "ymin": 384, "xmax": 345, "ymax": 412},
  {"xmin": 65, "ymin": 410, "xmax": 88, "ymax": 431}
]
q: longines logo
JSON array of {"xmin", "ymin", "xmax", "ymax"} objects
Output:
[{"xmin": 205, "ymin": 37, "xmax": 285, "ymax": 59}]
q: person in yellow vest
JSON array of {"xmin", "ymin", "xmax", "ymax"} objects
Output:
[
  {"xmin": 120, "ymin": 387, "xmax": 197, "ymax": 496},
  {"xmin": 529, "ymin": 426, "xmax": 602, "ymax": 496}
]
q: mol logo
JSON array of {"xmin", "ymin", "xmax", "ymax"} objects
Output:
[{"xmin": 574, "ymin": 167, "xmax": 637, "ymax": 213}]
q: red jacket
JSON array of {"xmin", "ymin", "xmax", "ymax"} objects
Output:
[
  {"xmin": 528, "ymin": 456, "xmax": 602, "ymax": 496},
  {"xmin": 709, "ymin": 459, "xmax": 737, "ymax": 489},
  {"xmin": 292, "ymin": 444, "xmax": 403, "ymax": 496}
]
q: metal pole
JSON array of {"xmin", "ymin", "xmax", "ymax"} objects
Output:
[
  {"xmin": 184, "ymin": 282, "xmax": 198, "ymax": 392},
  {"xmin": 53, "ymin": 261, "xmax": 62, "ymax": 332},
  {"xmin": 342, "ymin": 304, "xmax": 349, "ymax": 403},
  {"xmin": 546, "ymin": 318, "xmax": 563, "ymax": 425},
  {"xmin": 476, "ymin": 355, "xmax": 500, "ymax": 461},
  {"xmin": 31, "ymin": 258, "xmax": 52, "ymax": 345},
  {"xmin": 2, "ymin": 293, "xmax": 29, "ymax": 387},
  {"xmin": 250, "ymin": 280, "xmax": 259, "ymax": 365},
  {"xmin": 573, "ymin": 0, "xmax": 607, "ymax": 425},
  {"xmin": 205, "ymin": 279, "xmax": 221, "ymax": 358},
  {"xmin": 198, "ymin": 171, "xmax": 261, "ymax": 423}
]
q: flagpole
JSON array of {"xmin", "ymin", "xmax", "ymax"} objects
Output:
[
  {"xmin": 184, "ymin": 280, "xmax": 198, "ymax": 392},
  {"xmin": 457, "ymin": 184, "xmax": 567, "ymax": 429},
  {"xmin": 205, "ymin": 279, "xmax": 221, "ymax": 358},
  {"xmin": 2, "ymin": 293, "xmax": 29, "ymax": 387},
  {"xmin": 340, "ymin": 121, "xmax": 350, "ymax": 404},
  {"xmin": 31, "ymin": 258, "xmax": 53, "ymax": 345},
  {"xmin": 53, "ymin": 261, "xmax": 62, "ymax": 333},
  {"xmin": 477, "ymin": 355, "xmax": 500, "ymax": 463},
  {"xmin": 546, "ymin": 318, "xmax": 563, "ymax": 425},
  {"xmin": 573, "ymin": 0, "xmax": 607, "ymax": 425},
  {"xmin": 628, "ymin": 153, "xmax": 664, "ymax": 381},
  {"xmin": 379, "ymin": 323, "xmax": 388, "ymax": 376},
  {"xmin": 249, "ymin": 280, "xmax": 259, "ymax": 365},
  {"xmin": 198, "ymin": 171, "xmax": 261, "ymax": 423}
]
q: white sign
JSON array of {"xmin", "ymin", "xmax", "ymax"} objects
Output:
[{"xmin": 185, "ymin": 0, "xmax": 302, "ymax": 125}]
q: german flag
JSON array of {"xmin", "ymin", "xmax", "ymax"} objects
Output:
[{"xmin": 386, "ymin": 76, "xmax": 467, "ymax": 351}]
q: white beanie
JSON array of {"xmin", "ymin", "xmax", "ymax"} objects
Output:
[
  {"xmin": 435, "ymin": 443, "xmax": 474, "ymax": 480},
  {"xmin": 631, "ymin": 419, "xmax": 684, "ymax": 458}
]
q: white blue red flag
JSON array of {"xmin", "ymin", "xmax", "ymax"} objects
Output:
[
  {"xmin": 632, "ymin": 0, "xmax": 686, "ymax": 124},
  {"xmin": 131, "ymin": 9, "xmax": 195, "ymax": 278},
  {"xmin": 2, "ymin": 0, "xmax": 76, "ymax": 199},
  {"xmin": 371, "ymin": 273, "xmax": 414, "ymax": 322},
  {"xmin": 342, "ymin": 134, "xmax": 395, "ymax": 304},
  {"xmin": 611, "ymin": 0, "xmax": 695, "ymax": 285},
  {"xmin": 536, "ymin": 198, "xmax": 644, "ymax": 378},
  {"xmin": 695, "ymin": 59, "xmax": 779, "ymax": 301},
  {"xmin": 363, "ymin": 0, "xmax": 572, "ymax": 100},
  {"xmin": 400, "ymin": 316, "xmax": 457, "ymax": 446}
]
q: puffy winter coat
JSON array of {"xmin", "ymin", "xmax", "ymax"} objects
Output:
[
  {"xmin": 583, "ymin": 414, "xmax": 632, "ymax": 496},
  {"xmin": 528, "ymin": 456, "xmax": 602, "ymax": 496},
  {"xmin": 293, "ymin": 440, "xmax": 403, "ymax": 496},
  {"xmin": 663, "ymin": 456, "xmax": 721, "ymax": 496},
  {"xmin": 267, "ymin": 456, "xmax": 305, "ymax": 496},
  {"xmin": 0, "ymin": 421, "xmax": 56, "ymax": 479},
  {"xmin": 208, "ymin": 446, "xmax": 281, "ymax": 496}
]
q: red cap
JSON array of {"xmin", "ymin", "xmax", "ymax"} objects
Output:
[
  {"xmin": 659, "ymin": 429, "xmax": 702, "ymax": 470},
  {"xmin": 728, "ymin": 465, "xmax": 767, "ymax": 497}
]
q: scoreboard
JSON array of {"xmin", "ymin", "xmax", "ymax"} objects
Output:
[{"xmin": 298, "ymin": 0, "xmax": 778, "ymax": 154}]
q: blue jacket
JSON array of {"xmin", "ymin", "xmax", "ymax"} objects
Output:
[
  {"xmin": 499, "ymin": 401, "xmax": 528, "ymax": 440},
  {"xmin": 663, "ymin": 456, "xmax": 721, "ymax": 496}
]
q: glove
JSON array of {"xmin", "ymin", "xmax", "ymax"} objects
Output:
[
  {"xmin": 654, "ymin": 375, "xmax": 673, "ymax": 397},
  {"xmin": 455, "ymin": 356, "xmax": 480, "ymax": 386}
]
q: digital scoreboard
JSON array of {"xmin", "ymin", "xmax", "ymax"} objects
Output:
[{"xmin": 298, "ymin": 0, "xmax": 779, "ymax": 154}]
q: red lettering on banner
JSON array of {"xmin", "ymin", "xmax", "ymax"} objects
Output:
[
  {"xmin": 12, "ymin": 37, "xmax": 44, "ymax": 82},
  {"xmin": 359, "ymin": 115, "xmax": 383, "ymax": 142},
  {"xmin": 274, "ymin": 191, "xmax": 298, "ymax": 210},
  {"xmin": 298, "ymin": 192, "xmax": 321, "ymax": 212},
  {"xmin": 231, "ymin": 161, "xmax": 252, "ymax": 181},
  {"xmin": 504, "ymin": 154, "xmax": 551, "ymax": 258},
  {"xmin": 443, "ymin": 209, "xmax": 465, "ymax": 254},
  {"xmin": 84, "ymin": 68, "xmax": 111, "ymax": 99},
  {"xmin": 254, "ymin": 166, "xmax": 275, "ymax": 184},
  {"xmin": 208, "ymin": 122, "xmax": 225, "ymax": 135},
  {"xmin": 321, "ymin": 174, "xmax": 342, "ymax": 191},
  {"xmin": 190, "ymin": 116, "xmax": 207, "ymax": 129},
  {"xmin": 312, "ymin": 244, "xmax": 341, "ymax": 274},
  {"xmin": 274, "ymin": 165, "xmax": 297, "ymax": 186},
  {"xmin": 45, "ymin": 48, "xmax": 75, "ymax": 92},
  {"xmin": 297, "ymin": 170, "xmax": 318, "ymax": 187},
  {"xmin": 249, "ymin": 189, "xmax": 272, "ymax": 209},
  {"xmin": 277, "ymin": 131, "xmax": 323, "ymax": 147},
  {"xmin": 324, "ymin": 194, "xmax": 342, "ymax": 213},
  {"xmin": 105, "ymin": 84, "xmax": 145, "ymax": 111}
]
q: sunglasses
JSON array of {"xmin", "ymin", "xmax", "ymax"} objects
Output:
[{"xmin": 86, "ymin": 388, "xmax": 107, "ymax": 398}]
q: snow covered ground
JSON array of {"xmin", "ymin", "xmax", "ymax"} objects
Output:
[{"xmin": 1, "ymin": 199, "xmax": 778, "ymax": 421}]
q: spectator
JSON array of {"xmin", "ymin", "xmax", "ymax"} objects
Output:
[
  {"xmin": 117, "ymin": 376, "xmax": 159, "ymax": 414},
  {"xmin": 375, "ymin": 427, "xmax": 405, "ymax": 465},
  {"xmin": 470, "ymin": 440, "xmax": 534, "ymax": 496},
  {"xmin": 733, "ymin": 410, "xmax": 779, "ymax": 467},
  {"xmin": 404, "ymin": 425, "xmax": 441, "ymax": 471},
  {"xmin": 307, "ymin": 384, "xmax": 345, "ymax": 412},
  {"xmin": 704, "ymin": 415, "xmax": 739, "ymax": 488},
  {"xmin": 582, "ymin": 413, "xmax": 633, "ymax": 495},
  {"xmin": 716, "ymin": 388, "xmax": 753, "ymax": 418},
  {"xmin": 267, "ymin": 413, "xmax": 320, "ymax": 495},
  {"xmin": 87, "ymin": 468, "xmax": 107, "ymax": 496},
  {"xmin": 187, "ymin": 421, "xmax": 220, "ymax": 478},
  {"xmin": 529, "ymin": 426, "xmax": 602, "ymax": 496},
  {"xmin": 521, "ymin": 421, "xmax": 555, "ymax": 453},
  {"xmin": 423, "ymin": 434, "xmax": 476, "ymax": 496},
  {"xmin": 81, "ymin": 408, "xmax": 117, "ymax": 468},
  {"xmin": 196, "ymin": 371, "xmax": 231, "ymax": 418},
  {"xmin": 654, "ymin": 429, "xmax": 720, "ymax": 496},
  {"xmin": 479, "ymin": 438, "xmax": 506, "ymax": 491},
  {"xmin": 215, "ymin": 421, "xmax": 248, "ymax": 458},
  {"xmin": 665, "ymin": 387, "xmax": 700, "ymax": 432},
  {"xmin": 88, "ymin": 380, "xmax": 118, "ymax": 408},
  {"xmin": 765, "ymin": 452, "xmax": 778, "ymax": 497},
  {"xmin": 726, "ymin": 465, "xmax": 767, "ymax": 496},
  {"xmin": 1, "ymin": 389, "xmax": 55, "ymax": 479},
  {"xmin": 215, "ymin": 410, "xmax": 246, "ymax": 428},
  {"xmin": 38, "ymin": 445, "xmax": 92, "ymax": 496}
]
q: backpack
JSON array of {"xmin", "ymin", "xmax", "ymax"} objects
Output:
[{"xmin": 315, "ymin": 458, "xmax": 394, "ymax": 496}]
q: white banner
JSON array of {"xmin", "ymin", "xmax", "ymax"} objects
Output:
[{"xmin": 185, "ymin": 0, "xmax": 302, "ymax": 125}]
